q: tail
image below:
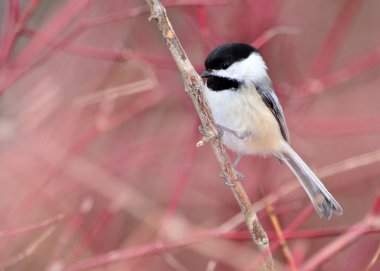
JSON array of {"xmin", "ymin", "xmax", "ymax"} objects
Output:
[{"xmin": 278, "ymin": 144, "xmax": 343, "ymax": 219}]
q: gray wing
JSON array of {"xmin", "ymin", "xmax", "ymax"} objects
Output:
[{"xmin": 255, "ymin": 78, "xmax": 290, "ymax": 142}]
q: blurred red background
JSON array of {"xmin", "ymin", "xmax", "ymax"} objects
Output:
[{"xmin": 1, "ymin": 0, "xmax": 380, "ymax": 270}]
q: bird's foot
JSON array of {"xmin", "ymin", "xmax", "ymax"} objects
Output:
[
  {"xmin": 216, "ymin": 125, "xmax": 249, "ymax": 140},
  {"xmin": 198, "ymin": 124, "xmax": 223, "ymax": 138},
  {"xmin": 219, "ymin": 170, "xmax": 245, "ymax": 187}
]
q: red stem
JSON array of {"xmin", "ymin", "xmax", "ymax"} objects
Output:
[
  {"xmin": 289, "ymin": 115, "xmax": 380, "ymax": 137},
  {"xmin": 63, "ymin": 239, "xmax": 198, "ymax": 271},
  {"xmin": 247, "ymin": 205, "xmax": 314, "ymax": 270},
  {"xmin": 158, "ymin": 122, "xmax": 198, "ymax": 237},
  {"xmin": 300, "ymin": 217, "xmax": 374, "ymax": 271},
  {"xmin": 0, "ymin": 214, "xmax": 65, "ymax": 238},
  {"xmin": 15, "ymin": 0, "xmax": 41, "ymax": 33},
  {"xmin": 0, "ymin": 0, "xmax": 91, "ymax": 93},
  {"xmin": 0, "ymin": 0, "xmax": 20, "ymax": 63},
  {"xmin": 85, "ymin": 0, "xmax": 232, "ymax": 28},
  {"xmin": 301, "ymin": 45, "xmax": 380, "ymax": 97},
  {"xmin": 22, "ymin": 27, "xmax": 175, "ymax": 67},
  {"xmin": 309, "ymin": 0, "xmax": 364, "ymax": 78}
]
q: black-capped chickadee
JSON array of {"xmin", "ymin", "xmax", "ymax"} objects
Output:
[{"xmin": 201, "ymin": 43, "xmax": 343, "ymax": 219}]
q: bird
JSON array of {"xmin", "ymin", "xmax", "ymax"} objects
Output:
[{"xmin": 200, "ymin": 42, "xmax": 343, "ymax": 219}]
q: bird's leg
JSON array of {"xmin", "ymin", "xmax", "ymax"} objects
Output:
[
  {"xmin": 216, "ymin": 125, "xmax": 250, "ymax": 140},
  {"xmin": 199, "ymin": 124, "xmax": 245, "ymax": 186},
  {"xmin": 199, "ymin": 124, "xmax": 249, "ymax": 140},
  {"xmin": 198, "ymin": 124, "xmax": 224, "ymax": 138},
  {"xmin": 233, "ymin": 154, "xmax": 243, "ymax": 167},
  {"xmin": 220, "ymin": 154, "xmax": 244, "ymax": 186},
  {"xmin": 198, "ymin": 124, "xmax": 206, "ymax": 136}
]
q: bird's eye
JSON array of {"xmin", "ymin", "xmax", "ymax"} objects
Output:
[{"xmin": 221, "ymin": 62, "xmax": 230, "ymax": 69}]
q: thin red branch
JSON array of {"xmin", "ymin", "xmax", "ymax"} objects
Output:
[
  {"xmin": 63, "ymin": 239, "xmax": 197, "ymax": 271},
  {"xmin": 277, "ymin": 227, "xmax": 380, "ymax": 240},
  {"xmin": 364, "ymin": 243, "xmax": 380, "ymax": 271},
  {"xmin": 0, "ymin": 227, "xmax": 54, "ymax": 269},
  {"xmin": 84, "ymin": 0, "xmax": 232, "ymax": 28},
  {"xmin": 62, "ymin": 216, "xmax": 380, "ymax": 271},
  {"xmin": 309, "ymin": 0, "xmax": 364, "ymax": 77},
  {"xmin": 0, "ymin": 0, "xmax": 20, "ymax": 62},
  {"xmin": 252, "ymin": 26, "xmax": 300, "ymax": 49},
  {"xmin": 0, "ymin": 0, "xmax": 43, "ymax": 63},
  {"xmin": 248, "ymin": 205, "xmax": 314, "ymax": 270},
  {"xmin": 0, "ymin": 214, "xmax": 65, "ymax": 238},
  {"xmin": 0, "ymin": 0, "xmax": 91, "ymax": 93},
  {"xmin": 66, "ymin": 209, "xmax": 113, "ymax": 262},
  {"xmin": 0, "ymin": 0, "xmax": 233, "ymax": 94},
  {"xmin": 46, "ymin": 212, "xmax": 88, "ymax": 269},
  {"xmin": 2, "ymin": 122, "xmax": 105, "ymax": 257},
  {"xmin": 9, "ymin": 0, "xmax": 20, "ymax": 22},
  {"xmin": 300, "ymin": 195, "xmax": 380, "ymax": 271},
  {"xmin": 104, "ymin": 89, "xmax": 164, "ymax": 130},
  {"xmin": 216, "ymin": 226, "xmax": 380, "ymax": 241},
  {"xmin": 197, "ymin": 6, "xmax": 212, "ymax": 51},
  {"xmin": 21, "ymin": 28, "xmax": 175, "ymax": 67},
  {"xmin": 283, "ymin": 205, "xmax": 315, "ymax": 235},
  {"xmin": 300, "ymin": 219, "xmax": 373, "ymax": 271},
  {"xmin": 301, "ymin": 45, "xmax": 380, "ymax": 97},
  {"xmin": 158, "ymin": 122, "xmax": 198, "ymax": 236},
  {"xmin": 264, "ymin": 195, "xmax": 298, "ymax": 271},
  {"xmin": 14, "ymin": 0, "xmax": 41, "ymax": 33},
  {"xmin": 12, "ymin": 1, "xmax": 90, "ymax": 66},
  {"xmin": 289, "ymin": 115, "xmax": 380, "ymax": 137},
  {"xmin": 84, "ymin": 5, "xmax": 148, "ymax": 27},
  {"xmin": 60, "ymin": 214, "xmax": 380, "ymax": 271}
]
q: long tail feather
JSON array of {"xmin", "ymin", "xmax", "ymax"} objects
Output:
[{"xmin": 279, "ymin": 144, "xmax": 343, "ymax": 219}]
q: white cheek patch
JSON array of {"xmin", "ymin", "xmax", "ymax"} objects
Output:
[{"xmin": 213, "ymin": 53, "xmax": 268, "ymax": 83}]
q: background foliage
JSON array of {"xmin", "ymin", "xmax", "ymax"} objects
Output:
[{"xmin": 1, "ymin": 0, "xmax": 380, "ymax": 270}]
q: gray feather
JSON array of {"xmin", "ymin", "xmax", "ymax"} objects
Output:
[
  {"xmin": 255, "ymin": 78, "xmax": 290, "ymax": 142},
  {"xmin": 278, "ymin": 144, "xmax": 343, "ymax": 219}
]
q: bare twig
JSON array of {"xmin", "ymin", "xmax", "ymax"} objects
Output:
[
  {"xmin": 252, "ymin": 26, "xmax": 300, "ymax": 49},
  {"xmin": 0, "ymin": 227, "xmax": 54, "ymax": 269},
  {"xmin": 74, "ymin": 79, "xmax": 156, "ymax": 106},
  {"xmin": 15, "ymin": 0, "xmax": 41, "ymax": 33},
  {"xmin": 0, "ymin": 0, "xmax": 92, "ymax": 93},
  {"xmin": 85, "ymin": 0, "xmax": 232, "ymax": 28},
  {"xmin": 364, "ymin": 242, "xmax": 380, "ymax": 271},
  {"xmin": 300, "ymin": 195, "xmax": 380, "ymax": 271},
  {"xmin": 309, "ymin": 0, "xmax": 364, "ymax": 77},
  {"xmin": 300, "ymin": 45, "xmax": 380, "ymax": 97},
  {"xmin": 300, "ymin": 218, "xmax": 373, "ymax": 271},
  {"xmin": 145, "ymin": 0, "xmax": 274, "ymax": 270},
  {"xmin": 248, "ymin": 205, "xmax": 314, "ymax": 269},
  {"xmin": 263, "ymin": 194, "xmax": 297, "ymax": 271},
  {"xmin": 0, "ymin": 213, "xmax": 64, "ymax": 238},
  {"xmin": 64, "ymin": 240, "xmax": 194, "ymax": 271}
]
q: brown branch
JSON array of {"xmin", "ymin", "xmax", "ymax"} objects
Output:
[
  {"xmin": 145, "ymin": 0, "xmax": 274, "ymax": 270},
  {"xmin": 264, "ymin": 194, "xmax": 297, "ymax": 271}
]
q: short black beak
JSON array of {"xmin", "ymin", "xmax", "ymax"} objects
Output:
[{"xmin": 201, "ymin": 70, "xmax": 212, "ymax": 78}]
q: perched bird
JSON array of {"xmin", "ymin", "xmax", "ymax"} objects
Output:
[{"xmin": 201, "ymin": 43, "xmax": 343, "ymax": 219}]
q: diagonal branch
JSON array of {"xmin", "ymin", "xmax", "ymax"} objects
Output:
[{"xmin": 145, "ymin": 0, "xmax": 274, "ymax": 270}]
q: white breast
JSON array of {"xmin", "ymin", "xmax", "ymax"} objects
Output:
[{"xmin": 204, "ymin": 85, "xmax": 284, "ymax": 155}]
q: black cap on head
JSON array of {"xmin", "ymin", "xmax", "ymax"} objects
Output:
[{"xmin": 204, "ymin": 43, "xmax": 259, "ymax": 71}]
